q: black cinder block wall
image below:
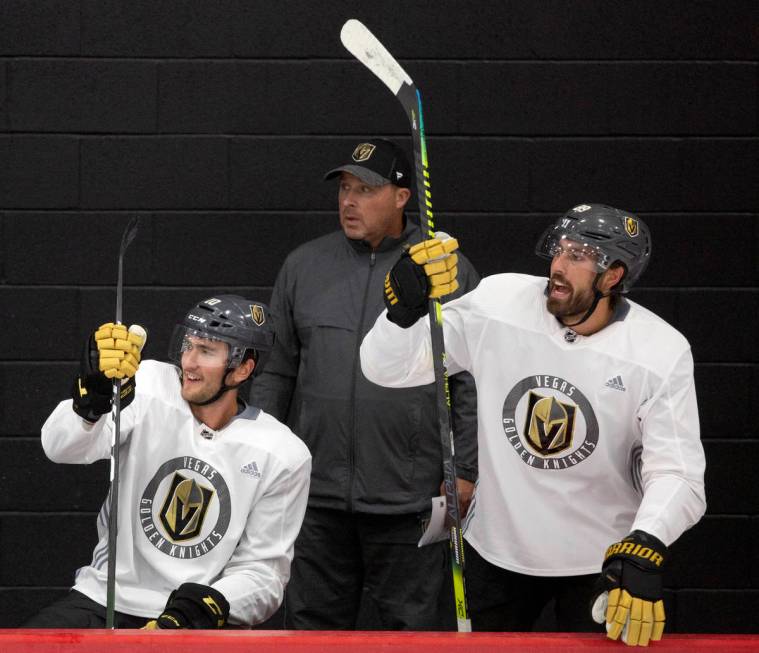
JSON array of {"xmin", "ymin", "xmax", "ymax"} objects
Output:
[{"xmin": 0, "ymin": 0, "xmax": 756, "ymax": 631}]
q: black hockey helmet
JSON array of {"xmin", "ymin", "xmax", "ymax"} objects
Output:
[
  {"xmin": 168, "ymin": 295, "xmax": 275, "ymax": 378},
  {"xmin": 535, "ymin": 204, "xmax": 652, "ymax": 293}
]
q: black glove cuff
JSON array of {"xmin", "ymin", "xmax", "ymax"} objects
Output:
[
  {"xmin": 157, "ymin": 583, "xmax": 230, "ymax": 629},
  {"xmin": 71, "ymin": 373, "xmax": 112, "ymax": 421},
  {"xmin": 385, "ymin": 302, "xmax": 429, "ymax": 329},
  {"xmin": 71, "ymin": 374, "xmax": 136, "ymax": 421},
  {"xmin": 384, "ymin": 251, "xmax": 430, "ymax": 329},
  {"xmin": 598, "ymin": 530, "xmax": 668, "ymax": 603},
  {"xmin": 604, "ymin": 530, "xmax": 668, "ymax": 572}
]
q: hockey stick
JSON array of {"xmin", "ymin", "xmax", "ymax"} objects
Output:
[
  {"xmin": 105, "ymin": 215, "xmax": 140, "ymax": 628},
  {"xmin": 340, "ymin": 19, "xmax": 471, "ymax": 632}
]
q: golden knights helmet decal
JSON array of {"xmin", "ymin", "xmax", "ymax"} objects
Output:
[
  {"xmin": 159, "ymin": 473, "xmax": 215, "ymax": 542},
  {"xmin": 140, "ymin": 457, "xmax": 232, "ymax": 558},
  {"xmin": 524, "ymin": 392, "xmax": 576, "ymax": 455},
  {"xmin": 249, "ymin": 303, "xmax": 265, "ymax": 326},
  {"xmin": 624, "ymin": 216, "xmax": 639, "ymax": 237},
  {"xmin": 502, "ymin": 375, "xmax": 599, "ymax": 471},
  {"xmin": 352, "ymin": 142, "xmax": 376, "ymax": 163}
]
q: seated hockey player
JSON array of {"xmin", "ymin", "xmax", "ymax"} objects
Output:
[
  {"xmin": 27, "ymin": 295, "xmax": 311, "ymax": 628},
  {"xmin": 360, "ymin": 205, "xmax": 706, "ymax": 646}
]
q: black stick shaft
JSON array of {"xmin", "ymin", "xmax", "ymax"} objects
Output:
[
  {"xmin": 398, "ymin": 82, "xmax": 471, "ymax": 631},
  {"xmin": 339, "ymin": 19, "xmax": 471, "ymax": 631},
  {"xmin": 105, "ymin": 216, "xmax": 139, "ymax": 628}
]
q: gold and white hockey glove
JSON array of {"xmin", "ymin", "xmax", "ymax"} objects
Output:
[
  {"xmin": 72, "ymin": 323, "xmax": 146, "ymax": 422},
  {"xmin": 384, "ymin": 232, "xmax": 459, "ymax": 328},
  {"xmin": 591, "ymin": 530, "xmax": 668, "ymax": 647}
]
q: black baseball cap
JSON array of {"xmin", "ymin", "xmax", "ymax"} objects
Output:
[{"xmin": 324, "ymin": 138, "xmax": 412, "ymax": 188}]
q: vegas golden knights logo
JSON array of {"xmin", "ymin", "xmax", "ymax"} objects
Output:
[
  {"xmin": 523, "ymin": 392, "xmax": 577, "ymax": 456},
  {"xmin": 250, "ymin": 304, "xmax": 265, "ymax": 326},
  {"xmin": 625, "ymin": 216, "xmax": 639, "ymax": 237},
  {"xmin": 159, "ymin": 473, "xmax": 215, "ymax": 542},
  {"xmin": 352, "ymin": 143, "xmax": 376, "ymax": 162}
]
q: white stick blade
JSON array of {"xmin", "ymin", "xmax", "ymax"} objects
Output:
[{"xmin": 340, "ymin": 19, "xmax": 412, "ymax": 96}]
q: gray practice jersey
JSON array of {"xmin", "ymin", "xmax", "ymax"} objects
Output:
[
  {"xmin": 361, "ymin": 273, "xmax": 706, "ymax": 576},
  {"xmin": 42, "ymin": 360, "xmax": 311, "ymax": 625}
]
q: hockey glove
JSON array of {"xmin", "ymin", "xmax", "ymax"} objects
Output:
[
  {"xmin": 147, "ymin": 583, "xmax": 230, "ymax": 629},
  {"xmin": 71, "ymin": 323, "xmax": 146, "ymax": 422},
  {"xmin": 591, "ymin": 530, "xmax": 668, "ymax": 647},
  {"xmin": 94, "ymin": 322, "xmax": 145, "ymax": 379},
  {"xmin": 384, "ymin": 232, "xmax": 459, "ymax": 328}
]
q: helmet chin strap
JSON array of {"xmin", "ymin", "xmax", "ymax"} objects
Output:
[{"xmin": 558, "ymin": 273, "xmax": 609, "ymax": 329}]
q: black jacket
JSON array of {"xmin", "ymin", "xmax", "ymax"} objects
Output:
[{"xmin": 250, "ymin": 218, "xmax": 479, "ymax": 514}]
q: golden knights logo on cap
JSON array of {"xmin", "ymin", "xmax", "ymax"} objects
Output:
[
  {"xmin": 524, "ymin": 391, "xmax": 576, "ymax": 455},
  {"xmin": 352, "ymin": 143, "xmax": 376, "ymax": 162},
  {"xmin": 159, "ymin": 472, "xmax": 215, "ymax": 542},
  {"xmin": 625, "ymin": 216, "xmax": 639, "ymax": 237},
  {"xmin": 250, "ymin": 304, "xmax": 265, "ymax": 326}
]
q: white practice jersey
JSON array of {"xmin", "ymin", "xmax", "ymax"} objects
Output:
[
  {"xmin": 361, "ymin": 273, "xmax": 706, "ymax": 576},
  {"xmin": 41, "ymin": 360, "xmax": 311, "ymax": 625}
]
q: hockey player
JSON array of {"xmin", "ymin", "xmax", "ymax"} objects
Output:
[
  {"xmin": 360, "ymin": 204, "xmax": 706, "ymax": 646},
  {"xmin": 27, "ymin": 296, "xmax": 311, "ymax": 628}
]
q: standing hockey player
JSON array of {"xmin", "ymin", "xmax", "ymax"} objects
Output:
[
  {"xmin": 249, "ymin": 138, "xmax": 480, "ymax": 630},
  {"xmin": 27, "ymin": 295, "xmax": 311, "ymax": 628},
  {"xmin": 361, "ymin": 204, "xmax": 706, "ymax": 646}
]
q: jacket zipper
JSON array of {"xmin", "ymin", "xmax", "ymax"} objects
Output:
[{"xmin": 348, "ymin": 249, "xmax": 377, "ymax": 511}]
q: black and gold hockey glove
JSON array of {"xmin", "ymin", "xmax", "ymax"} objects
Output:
[
  {"xmin": 143, "ymin": 583, "xmax": 230, "ymax": 630},
  {"xmin": 72, "ymin": 323, "xmax": 146, "ymax": 422},
  {"xmin": 591, "ymin": 530, "xmax": 668, "ymax": 647},
  {"xmin": 384, "ymin": 232, "xmax": 459, "ymax": 328}
]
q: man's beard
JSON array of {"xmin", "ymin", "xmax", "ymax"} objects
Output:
[{"xmin": 546, "ymin": 275, "xmax": 596, "ymax": 321}]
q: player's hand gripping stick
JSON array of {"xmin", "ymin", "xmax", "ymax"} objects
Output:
[
  {"xmin": 72, "ymin": 323, "xmax": 147, "ymax": 422},
  {"xmin": 384, "ymin": 232, "xmax": 460, "ymax": 328}
]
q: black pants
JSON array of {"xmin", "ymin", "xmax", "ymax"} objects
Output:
[
  {"xmin": 23, "ymin": 590, "xmax": 148, "ymax": 628},
  {"xmin": 464, "ymin": 541, "xmax": 599, "ymax": 632},
  {"xmin": 285, "ymin": 507, "xmax": 449, "ymax": 630}
]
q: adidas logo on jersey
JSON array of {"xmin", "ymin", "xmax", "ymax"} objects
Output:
[
  {"xmin": 240, "ymin": 461, "xmax": 261, "ymax": 478},
  {"xmin": 605, "ymin": 375, "xmax": 626, "ymax": 392}
]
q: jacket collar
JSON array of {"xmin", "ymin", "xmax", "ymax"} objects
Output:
[{"xmin": 345, "ymin": 215, "xmax": 417, "ymax": 254}]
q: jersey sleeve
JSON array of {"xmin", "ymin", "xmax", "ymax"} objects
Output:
[
  {"xmin": 211, "ymin": 450, "xmax": 311, "ymax": 626},
  {"xmin": 41, "ymin": 400, "xmax": 111, "ymax": 464},
  {"xmin": 41, "ymin": 395, "xmax": 140, "ymax": 465},
  {"xmin": 360, "ymin": 292, "xmax": 474, "ymax": 389},
  {"xmin": 40, "ymin": 364, "xmax": 160, "ymax": 464},
  {"xmin": 631, "ymin": 347, "xmax": 707, "ymax": 546}
]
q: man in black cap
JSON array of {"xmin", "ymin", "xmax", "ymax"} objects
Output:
[{"xmin": 250, "ymin": 138, "xmax": 480, "ymax": 630}]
